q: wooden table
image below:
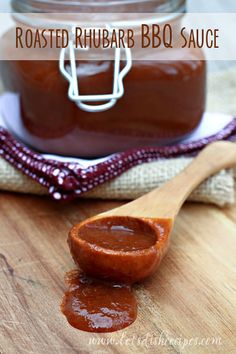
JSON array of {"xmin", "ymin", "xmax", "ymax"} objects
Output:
[{"xmin": 0, "ymin": 192, "xmax": 235, "ymax": 354}]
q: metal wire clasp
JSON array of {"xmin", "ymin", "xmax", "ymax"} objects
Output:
[{"xmin": 59, "ymin": 27, "xmax": 132, "ymax": 113}]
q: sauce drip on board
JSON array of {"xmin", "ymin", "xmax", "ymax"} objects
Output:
[{"xmin": 61, "ymin": 270, "xmax": 137, "ymax": 333}]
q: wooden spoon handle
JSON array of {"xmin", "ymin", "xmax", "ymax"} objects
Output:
[
  {"xmin": 147, "ymin": 141, "xmax": 236, "ymax": 218},
  {"xmin": 105, "ymin": 141, "xmax": 236, "ymax": 219}
]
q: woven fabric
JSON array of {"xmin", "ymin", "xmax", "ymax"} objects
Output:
[
  {"xmin": 0, "ymin": 67, "xmax": 236, "ymax": 206},
  {"xmin": 84, "ymin": 159, "xmax": 235, "ymax": 206}
]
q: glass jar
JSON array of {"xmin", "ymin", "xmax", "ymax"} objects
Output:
[{"xmin": 0, "ymin": 0, "xmax": 206, "ymax": 157}]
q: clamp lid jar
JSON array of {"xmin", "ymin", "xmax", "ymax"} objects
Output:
[{"xmin": 1, "ymin": 0, "xmax": 206, "ymax": 157}]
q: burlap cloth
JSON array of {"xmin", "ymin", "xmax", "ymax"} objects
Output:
[{"xmin": 0, "ymin": 67, "xmax": 236, "ymax": 206}]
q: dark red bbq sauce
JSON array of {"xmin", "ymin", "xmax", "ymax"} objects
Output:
[
  {"xmin": 61, "ymin": 270, "xmax": 137, "ymax": 333},
  {"xmin": 78, "ymin": 218, "xmax": 157, "ymax": 252}
]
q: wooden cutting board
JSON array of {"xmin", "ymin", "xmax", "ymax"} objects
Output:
[{"xmin": 0, "ymin": 192, "xmax": 235, "ymax": 354}]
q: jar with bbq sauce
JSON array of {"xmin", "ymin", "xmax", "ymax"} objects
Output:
[{"xmin": 0, "ymin": 0, "xmax": 206, "ymax": 157}]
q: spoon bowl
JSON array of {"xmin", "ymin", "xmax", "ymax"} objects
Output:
[{"xmin": 69, "ymin": 216, "xmax": 172, "ymax": 283}]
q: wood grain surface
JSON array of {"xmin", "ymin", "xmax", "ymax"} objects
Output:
[{"xmin": 0, "ymin": 192, "xmax": 235, "ymax": 354}]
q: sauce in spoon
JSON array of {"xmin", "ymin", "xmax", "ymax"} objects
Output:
[{"xmin": 78, "ymin": 217, "xmax": 157, "ymax": 252}]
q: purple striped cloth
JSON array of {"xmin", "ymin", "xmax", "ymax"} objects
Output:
[{"xmin": 0, "ymin": 115, "xmax": 236, "ymax": 201}]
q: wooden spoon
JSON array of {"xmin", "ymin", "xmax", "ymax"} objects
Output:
[{"xmin": 69, "ymin": 141, "xmax": 236, "ymax": 284}]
